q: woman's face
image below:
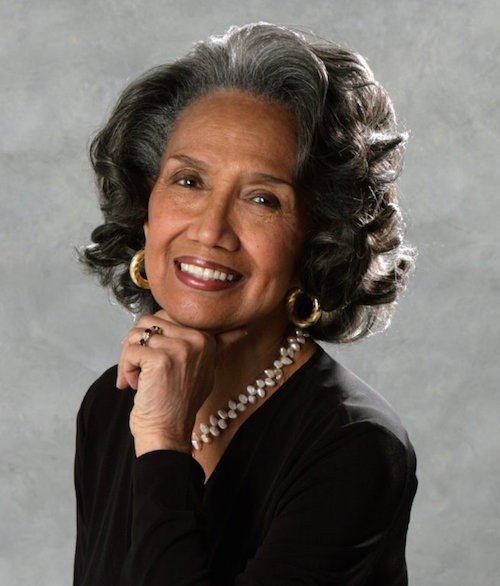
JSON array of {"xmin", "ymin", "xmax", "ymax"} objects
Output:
[{"xmin": 144, "ymin": 90, "xmax": 308, "ymax": 336}]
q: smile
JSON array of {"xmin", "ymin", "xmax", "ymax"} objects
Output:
[
  {"xmin": 179, "ymin": 262, "xmax": 238, "ymax": 282},
  {"xmin": 174, "ymin": 256, "xmax": 243, "ymax": 291}
]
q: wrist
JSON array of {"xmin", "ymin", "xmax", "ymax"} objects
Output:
[{"xmin": 133, "ymin": 433, "xmax": 192, "ymax": 458}]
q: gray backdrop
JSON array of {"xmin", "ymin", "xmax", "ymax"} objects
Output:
[{"xmin": 1, "ymin": 1, "xmax": 498, "ymax": 584}]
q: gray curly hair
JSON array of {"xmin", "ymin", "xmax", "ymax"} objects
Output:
[{"xmin": 80, "ymin": 22, "xmax": 415, "ymax": 343}]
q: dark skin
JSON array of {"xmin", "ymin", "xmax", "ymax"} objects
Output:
[{"xmin": 117, "ymin": 90, "xmax": 316, "ymax": 479}]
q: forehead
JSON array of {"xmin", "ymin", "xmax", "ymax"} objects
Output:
[
  {"xmin": 163, "ymin": 90, "xmax": 298, "ymax": 175},
  {"xmin": 174, "ymin": 89, "xmax": 295, "ymax": 122}
]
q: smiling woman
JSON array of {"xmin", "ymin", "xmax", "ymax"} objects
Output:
[{"xmin": 76, "ymin": 22, "xmax": 417, "ymax": 586}]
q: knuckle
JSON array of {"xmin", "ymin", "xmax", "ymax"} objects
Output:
[
  {"xmin": 124, "ymin": 326, "xmax": 143, "ymax": 344},
  {"xmin": 136, "ymin": 315, "xmax": 153, "ymax": 329},
  {"xmin": 174, "ymin": 338, "xmax": 191, "ymax": 360},
  {"xmin": 160, "ymin": 353, "xmax": 173, "ymax": 368},
  {"xmin": 148, "ymin": 347, "xmax": 172, "ymax": 368},
  {"xmin": 191, "ymin": 329, "xmax": 211, "ymax": 348}
]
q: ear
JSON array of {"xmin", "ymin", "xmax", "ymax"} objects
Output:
[{"xmin": 143, "ymin": 219, "xmax": 149, "ymax": 240}]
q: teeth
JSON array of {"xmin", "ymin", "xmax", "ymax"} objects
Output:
[{"xmin": 180, "ymin": 262, "xmax": 238, "ymax": 282}]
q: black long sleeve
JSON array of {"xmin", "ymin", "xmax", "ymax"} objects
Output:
[{"xmin": 74, "ymin": 347, "xmax": 417, "ymax": 586}]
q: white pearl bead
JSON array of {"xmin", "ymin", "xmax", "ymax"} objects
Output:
[{"xmin": 189, "ymin": 330, "xmax": 304, "ymax": 452}]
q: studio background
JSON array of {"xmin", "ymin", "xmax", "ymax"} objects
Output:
[{"xmin": 1, "ymin": 1, "xmax": 498, "ymax": 584}]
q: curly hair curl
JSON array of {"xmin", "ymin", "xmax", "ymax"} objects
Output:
[{"xmin": 79, "ymin": 22, "xmax": 415, "ymax": 343}]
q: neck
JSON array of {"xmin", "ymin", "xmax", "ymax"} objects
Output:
[{"xmin": 196, "ymin": 322, "xmax": 316, "ymax": 427}]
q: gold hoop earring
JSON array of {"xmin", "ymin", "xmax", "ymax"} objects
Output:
[
  {"xmin": 129, "ymin": 249, "xmax": 150, "ymax": 289},
  {"xmin": 286, "ymin": 287, "xmax": 321, "ymax": 328}
]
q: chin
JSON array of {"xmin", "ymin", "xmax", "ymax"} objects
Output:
[
  {"xmin": 155, "ymin": 293, "xmax": 288, "ymax": 337},
  {"xmin": 159, "ymin": 303, "xmax": 237, "ymax": 333}
]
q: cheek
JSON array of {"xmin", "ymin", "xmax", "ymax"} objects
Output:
[
  {"xmin": 274, "ymin": 221, "xmax": 306, "ymax": 264},
  {"xmin": 147, "ymin": 190, "xmax": 168, "ymax": 226},
  {"xmin": 252, "ymin": 231, "xmax": 304, "ymax": 281},
  {"xmin": 145, "ymin": 195, "xmax": 185, "ymax": 247}
]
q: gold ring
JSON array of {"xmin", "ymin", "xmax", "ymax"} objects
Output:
[{"xmin": 139, "ymin": 325, "xmax": 163, "ymax": 346}]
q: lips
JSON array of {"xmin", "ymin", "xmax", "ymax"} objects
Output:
[{"xmin": 174, "ymin": 256, "xmax": 243, "ymax": 291}]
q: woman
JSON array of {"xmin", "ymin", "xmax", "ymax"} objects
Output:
[{"xmin": 75, "ymin": 23, "xmax": 417, "ymax": 586}]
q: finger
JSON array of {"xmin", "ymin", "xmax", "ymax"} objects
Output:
[
  {"xmin": 138, "ymin": 311, "xmax": 246, "ymax": 351},
  {"xmin": 133, "ymin": 309, "xmax": 181, "ymax": 331},
  {"xmin": 120, "ymin": 351, "xmax": 143, "ymax": 390},
  {"xmin": 122, "ymin": 326, "xmax": 158, "ymax": 347},
  {"xmin": 118, "ymin": 330, "xmax": 205, "ymax": 390},
  {"xmin": 117, "ymin": 327, "xmax": 147, "ymax": 389},
  {"xmin": 116, "ymin": 352, "xmax": 140, "ymax": 390},
  {"xmin": 117, "ymin": 344, "xmax": 160, "ymax": 390},
  {"xmin": 135, "ymin": 313, "xmax": 172, "ymax": 332},
  {"xmin": 117, "ymin": 323, "xmax": 184, "ymax": 390},
  {"xmin": 117, "ymin": 332, "xmax": 150, "ymax": 389},
  {"xmin": 135, "ymin": 315, "xmax": 210, "ymax": 346},
  {"xmin": 116, "ymin": 364, "xmax": 138, "ymax": 390}
]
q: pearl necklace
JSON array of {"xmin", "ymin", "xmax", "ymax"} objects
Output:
[{"xmin": 191, "ymin": 328, "xmax": 309, "ymax": 451}]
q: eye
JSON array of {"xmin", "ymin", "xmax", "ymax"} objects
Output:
[
  {"xmin": 251, "ymin": 193, "xmax": 281, "ymax": 209},
  {"xmin": 177, "ymin": 176, "xmax": 200, "ymax": 188}
]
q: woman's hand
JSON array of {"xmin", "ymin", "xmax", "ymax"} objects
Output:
[{"xmin": 117, "ymin": 309, "xmax": 247, "ymax": 457}]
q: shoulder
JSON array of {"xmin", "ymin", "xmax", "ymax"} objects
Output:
[
  {"xmin": 281, "ymin": 346, "xmax": 417, "ymax": 484},
  {"xmin": 291, "ymin": 346, "xmax": 413, "ymax": 444},
  {"xmin": 274, "ymin": 347, "xmax": 417, "ymax": 514}
]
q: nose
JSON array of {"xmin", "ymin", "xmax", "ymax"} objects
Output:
[{"xmin": 186, "ymin": 193, "xmax": 240, "ymax": 251}]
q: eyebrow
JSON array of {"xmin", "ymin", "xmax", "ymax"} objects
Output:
[
  {"xmin": 167, "ymin": 154, "xmax": 295, "ymax": 188},
  {"xmin": 168, "ymin": 154, "xmax": 210, "ymax": 171}
]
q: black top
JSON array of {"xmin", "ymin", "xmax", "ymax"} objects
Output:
[{"xmin": 74, "ymin": 346, "xmax": 417, "ymax": 586}]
